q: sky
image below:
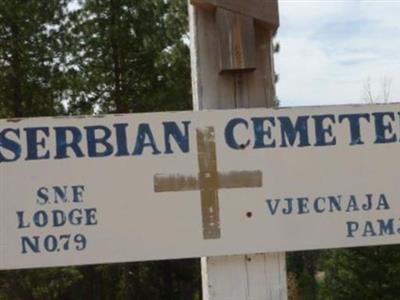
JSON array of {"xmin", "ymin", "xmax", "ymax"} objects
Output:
[{"xmin": 275, "ymin": 0, "xmax": 400, "ymax": 107}]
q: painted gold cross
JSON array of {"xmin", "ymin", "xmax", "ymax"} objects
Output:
[{"xmin": 154, "ymin": 127, "xmax": 262, "ymax": 240}]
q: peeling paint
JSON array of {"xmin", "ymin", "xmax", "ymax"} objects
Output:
[{"xmin": 154, "ymin": 127, "xmax": 263, "ymax": 240}]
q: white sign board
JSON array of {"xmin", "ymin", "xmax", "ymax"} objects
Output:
[{"xmin": 1, "ymin": 103, "xmax": 400, "ymax": 269}]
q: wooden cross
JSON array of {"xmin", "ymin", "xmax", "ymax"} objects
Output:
[
  {"xmin": 191, "ymin": 0, "xmax": 279, "ymax": 72},
  {"xmin": 154, "ymin": 127, "xmax": 262, "ymax": 239}
]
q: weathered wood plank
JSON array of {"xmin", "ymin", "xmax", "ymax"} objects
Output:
[
  {"xmin": 191, "ymin": 0, "xmax": 279, "ymax": 29},
  {"xmin": 202, "ymin": 254, "xmax": 287, "ymax": 300},
  {"xmin": 189, "ymin": 0, "xmax": 287, "ymax": 299},
  {"xmin": 216, "ymin": 8, "xmax": 256, "ymax": 71},
  {"xmin": 189, "ymin": 2, "xmax": 276, "ymax": 109},
  {"xmin": 189, "ymin": 2, "xmax": 235, "ymax": 110}
]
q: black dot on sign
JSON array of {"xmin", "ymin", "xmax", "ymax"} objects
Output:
[{"xmin": 246, "ymin": 212, "xmax": 253, "ymax": 218}]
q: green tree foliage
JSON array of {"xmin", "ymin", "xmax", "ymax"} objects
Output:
[
  {"xmin": 0, "ymin": 0, "xmax": 69, "ymax": 118},
  {"xmin": 320, "ymin": 246, "xmax": 400, "ymax": 300},
  {"xmin": 0, "ymin": 267, "xmax": 83, "ymax": 300},
  {"xmin": 0, "ymin": 0, "xmax": 199, "ymax": 299},
  {"xmin": 3, "ymin": 1, "xmax": 400, "ymax": 300},
  {"xmin": 287, "ymin": 251, "xmax": 320, "ymax": 300},
  {"xmin": 67, "ymin": 0, "xmax": 191, "ymax": 114}
]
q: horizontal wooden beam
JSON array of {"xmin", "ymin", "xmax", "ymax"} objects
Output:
[{"xmin": 191, "ymin": 0, "xmax": 279, "ymax": 30}]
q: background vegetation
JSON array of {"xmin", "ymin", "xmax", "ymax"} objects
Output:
[
  {"xmin": 0, "ymin": 1, "xmax": 198, "ymax": 299},
  {"xmin": 0, "ymin": 1, "xmax": 399, "ymax": 299}
]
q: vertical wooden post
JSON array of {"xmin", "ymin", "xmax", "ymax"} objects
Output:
[{"xmin": 188, "ymin": 1, "xmax": 288, "ymax": 299}]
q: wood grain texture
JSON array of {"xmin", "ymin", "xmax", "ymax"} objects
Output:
[
  {"xmin": 189, "ymin": 2, "xmax": 276, "ymax": 110},
  {"xmin": 189, "ymin": 0, "xmax": 287, "ymax": 298},
  {"xmin": 202, "ymin": 254, "xmax": 287, "ymax": 300},
  {"xmin": 191, "ymin": 0, "xmax": 279, "ymax": 29},
  {"xmin": 217, "ymin": 8, "xmax": 256, "ymax": 72}
]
